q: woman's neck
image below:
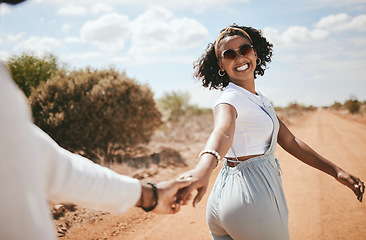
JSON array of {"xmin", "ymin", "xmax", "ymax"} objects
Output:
[{"xmin": 231, "ymin": 78, "xmax": 256, "ymax": 94}]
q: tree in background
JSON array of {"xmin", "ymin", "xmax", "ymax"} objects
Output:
[
  {"xmin": 330, "ymin": 101, "xmax": 342, "ymax": 110},
  {"xmin": 157, "ymin": 91, "xmax": 211, "ymax": 121},
  {"xmin": 157, "ymin": 91, "xmax": 191, "ymax": 121},
  {"xmin": 7, "ymin": 53, "xmax": 58, "ymax": 97},
  {"xmin": 344, "ymin": 96, "xmax": 361, "ymax": 114},
  {"xmin": 30, "ymin": 68, "xmax": 162, "ymax": 165}
]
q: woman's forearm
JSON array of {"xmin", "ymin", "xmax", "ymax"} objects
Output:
[
  {"xmin": 278, "ymin": 118, "xmax": 342, "ymax": 178},
  {"xmin": 282, "ymin": 137, "xmax": 342, "ymax": 178}
]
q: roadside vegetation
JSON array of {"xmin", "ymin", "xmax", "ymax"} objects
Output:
[
  {"xmin": 328, "ymin": 97, "xmax": 366, "ymax": 114},
  {"xmin": 6, "ymin": 52, "xmax": 365, "ymax": 167},
  {"xmin": 275, "ymin": 102, "xmax": 317, "ymax": 124}
]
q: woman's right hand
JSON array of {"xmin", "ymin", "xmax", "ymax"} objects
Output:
[{"xmin": 177, "ymin": 167, "xmax": 212, "ymax": 207}]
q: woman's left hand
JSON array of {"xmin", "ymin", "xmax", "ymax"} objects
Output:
[{"xmin": 336, "ymin": 170, "xmax": 364, "ymax": 202}]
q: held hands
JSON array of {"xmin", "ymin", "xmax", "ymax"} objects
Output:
[
  {"xmin": 177, "ymin": 167, "xmax": 212, "ymax": 207},
  {"xmin": 137, "ymin": 179, "xmax": 192, "ymax": 214},
  {"xmin": 175, "ymin": 153, "xmax": 219, "ymax": 207},
  {"xmin": 153, "ymin": 179, "xmax": 193, "ymax": 214},
  {"xmin": 336, "ymin": 170, "xmax": 364, "ymax": 202}
]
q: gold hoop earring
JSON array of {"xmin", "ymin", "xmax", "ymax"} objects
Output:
[
  {"xmin": 218, "ymin": 69, "xmax": 226, "ymax": 77},
  {"xmin": 256, "ymin": 58, "xmax": 262, "ymax": 65}
]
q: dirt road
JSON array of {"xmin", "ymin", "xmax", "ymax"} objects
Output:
[{"xmin": 64, "ymin": 110, "xmax": 366, "ymax": 240}]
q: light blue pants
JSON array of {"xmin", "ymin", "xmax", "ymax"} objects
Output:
[{"xmin": 206, "ymin": 155, "xmax": 289, "ymax": 240}]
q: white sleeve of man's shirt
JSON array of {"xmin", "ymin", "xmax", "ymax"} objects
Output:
[
  {"xmin": 32, "ymin": 123, "xmax": 142, "ymax": 213},
  {"xmin": 0, "ymin": 62, "xmax": 141, "ymax": 240}
]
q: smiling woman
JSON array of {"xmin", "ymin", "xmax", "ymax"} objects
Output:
[
  {"xmin": 194, "ymin": 25, "xmax": 273, "ymax": 90},
  {"xmin": 177, "ymin": 24, "xmax": 364, "ymax": 240}
]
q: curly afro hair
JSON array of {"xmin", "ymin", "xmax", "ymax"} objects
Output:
[{"xmin": 193, "ymin": 24, "xmax": 273, "ymax": 90}]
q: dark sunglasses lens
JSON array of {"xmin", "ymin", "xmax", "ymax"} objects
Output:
[
  {"xmin": 223, "ymin": 50, "xmax": 236, "ymax": 60},
  {"xmin": 239, "ymin": 44, "xmax": 252, "ymax": 56}
]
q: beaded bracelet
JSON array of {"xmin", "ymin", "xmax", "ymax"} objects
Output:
[
  {"xmin": 141, "ymin": 182, "xmax": 158, "ymax": 212},
  {"xmin": 198, "ymin": 149, "xmax": 221, "ymax": 167}
]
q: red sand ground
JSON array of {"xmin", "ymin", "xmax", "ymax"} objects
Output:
[{"xmin": 60, "ymin": 110, "xmax": 366, "ymax": 240}]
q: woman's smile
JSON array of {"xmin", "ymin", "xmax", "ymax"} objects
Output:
[{"xmin": 235, "ymin": 62, "xmax": 249, "ymax": 72}]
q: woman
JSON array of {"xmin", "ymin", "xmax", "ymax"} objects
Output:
[{"xmin": 178, "ymin": 24, "xmax": 364, "ymax": 239}]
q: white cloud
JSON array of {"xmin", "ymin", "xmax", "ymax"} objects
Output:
[
  {"xmin": 314, "ymin": 13, "xmax": 366, "ymax": 32},
  {"xmin": 63, "ymin": 37, "xmax": 80, "ymax": 43},
  {"xmin": 264, "ymin": 13, "xmax": 366, "ymax": 48},
  {"xmin": 129, "ymin": 5, "xmax": 209, "ymax": 57},
  {"xmin": 6, "ymin": 32, "xmax": 26, "ymax": 42},
  {"xmin": 14, "ymin": 37, "xmax": 61, "ymax": 55},
  {"xmin": 57, "ymin": 5, "xmax": 88, "ymax": 16},
  {"xmin": 349, "ymin": 36, "xmax": 366, "ymax": 47},
  {"xmin": 79, "ymin": 5, "xmax": 209, "ymax": 58},
  {"xmin": 80, "ymin": 13, "xmax": 131, "ymax": 51},
  {"xmin": 263, "ymin": 26, "xmax": 329, "ymax": 48},
  {"xmin": 90, "ymin": 3, "xmax": 114, "ymax": 15},
  {"xmin": 352, "ymin": 15, "xmax": 366, "ymax": 32},
  {"xmin": 62, "ymin": 23, "xmax": 74, "ymax": 33}
]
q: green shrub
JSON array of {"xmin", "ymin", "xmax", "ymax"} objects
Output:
[
  {"xmin": 157, "ymin": 91, "xmax": 190, "ymax": 121},
  {"xmin": 7, "ymin": 53, "xmax": 58, "ymax": 97},
  {"xmin": 344, "ymin": 98, "xmax": 360, "ymax": 114},
  {"xmin": 330, "ymin": 101, "xmax": 342, "ymax": 110},
  {"xmin": 30, "ymin": 68, "xmax": 162, "ymax": 164},
  {"xmin": 157, "ymin": 91, "xmax": 212, "ymax": 121}
]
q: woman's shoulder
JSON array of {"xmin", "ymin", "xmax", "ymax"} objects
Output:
[
  {"xmin": 256, "ymin": 91, "xmax": 273, "ymax": 107},
  {"xmin": 214, "ymin": 87, "xmax": 251, "ymax": 111},
  {"xmin": 217, "ymin": 87, "xmax": 243, "ymax": 102}
]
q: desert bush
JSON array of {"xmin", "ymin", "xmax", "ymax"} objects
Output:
[
  {"xmin": 275, "ymin": 102, "xmax": 317, "ymax": 124},
  {"xmin": 157, "ymin": 91, "xmax": 212, "ymax": 121},
  {"xmin": 157, "ymin": 91, "xmax": 190, "ymax": 121},
  {"xmin": 276, "ymin": 102, "xmax": 317, "ymax": 114},
  {"xmin": 7, "ymin": 53, "xmax": 58, "ymax": 97},
  {"xmin": 30, "ymin": 68, "xmax": 162, "ymax": 164},
  {"xmin": 330, "ymin": 101, "xmax": 342, "ymax": 110},
  {"xmin": 344, "ymin": 97, "xmax": 360, "ymax": 114}
]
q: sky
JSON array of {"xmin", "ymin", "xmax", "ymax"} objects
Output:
[{"xmin": 0, "ymin": 0, "xmax": 365, "ymax": 108}]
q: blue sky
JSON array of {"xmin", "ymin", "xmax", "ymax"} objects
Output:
[{"xmin": 0, "ymin": 0, "xmax": 365, "ymax": 108}]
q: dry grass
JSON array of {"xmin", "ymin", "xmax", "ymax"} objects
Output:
[{"xmin": 276, "ymin": 103, "xmax": 317, "ymax": 125}]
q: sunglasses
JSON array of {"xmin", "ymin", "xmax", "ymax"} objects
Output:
[{"xmin": 221, "ymin": 44, "xmax": 254, "ymax": 60}]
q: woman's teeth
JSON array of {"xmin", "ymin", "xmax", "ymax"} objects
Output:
[{"xmin": 236, "ymin": 63, "xmax": 249, "ymax": 71}]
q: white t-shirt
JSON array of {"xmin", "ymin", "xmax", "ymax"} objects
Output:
[
  {"xmin": 0, "ymin": 62, "xmax": 141, "ymax": 240},
  {"xmin": 214, "ymin": 82, "xmax": 274, "ymax": 158}
]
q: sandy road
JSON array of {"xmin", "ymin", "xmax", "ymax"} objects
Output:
[
  {"xmin": 64, "ymin": 110, "xmax": 366, "ymax": 240},
  {"xmin": 279, "ymin": 109, "xmax": 366, "ymax": 240}
]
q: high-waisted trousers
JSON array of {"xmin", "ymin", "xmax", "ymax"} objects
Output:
[{"xmin": 206, "ymin": 106, "xmax": 289, "ymax": 240}]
